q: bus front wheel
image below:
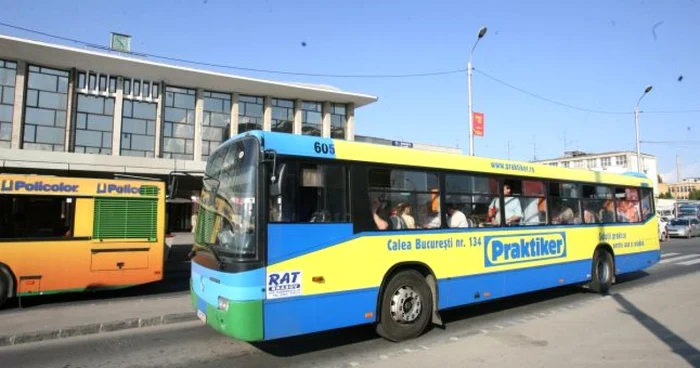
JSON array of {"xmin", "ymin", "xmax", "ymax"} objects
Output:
[
  {"xmin": 590, "ymin": 249, "xmax": 614, "ymax": 295},
  {"xmin": 376, "ymin": 270, "xmax": 432, "ymax": 342}
]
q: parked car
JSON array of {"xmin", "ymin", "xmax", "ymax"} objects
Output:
[
  {"xmin": 667, "ymin": 218, "xmax": 700, "ymax": 238},
  {"xmin": 658, "ymin": 218, "xmax": 669, "ymax": 242}
]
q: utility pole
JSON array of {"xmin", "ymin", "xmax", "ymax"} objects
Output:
[
  {"xmin": 531, "ymin": 136, "xmax": 538, "ymax": 161},
  {"xmin": 677, "ymin": 155, "xmax": 681, "ymax": 183},
  {"xmin": 506, "ymin": 140, "xmax": 512, "ymax": 160},
  {"xmin": 467, "ymin": 27, "xmax": 488, "ymax": 156}
]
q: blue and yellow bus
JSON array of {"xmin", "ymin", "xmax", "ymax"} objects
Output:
[{"xmin": 189, "ymin": 131, "xmax": 660, "ymax": 342}]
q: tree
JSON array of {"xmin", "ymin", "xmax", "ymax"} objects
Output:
[
  {"xmin": 659, "ymin": 192, "xmax": 673, "ymax": 199},
  {"xmin": 689, "ymin": 190, "xmax": 700, "ymax": 201}
]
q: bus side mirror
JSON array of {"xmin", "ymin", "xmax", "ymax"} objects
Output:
[{"xmin": 269, "ymin": 163, "xmax": 286, "ymax": 197}]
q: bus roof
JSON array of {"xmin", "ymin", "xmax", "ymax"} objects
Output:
[
  {"xmin": 227, "ymin": 131, "xmax": 653, "ymax": 188},
  {"xmin": 0, "ymin": 174, "xmax": 164, "ymax": 197}
]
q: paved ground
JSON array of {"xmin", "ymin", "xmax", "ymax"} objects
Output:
[
  {"xmin": 361, "ymin": 272, "xmax": 700, "ymax": 368},
  {"xmin": 0, "ymin": 238, "xmax": 699, "ymax": 367}
]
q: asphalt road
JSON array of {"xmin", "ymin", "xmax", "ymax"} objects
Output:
[{"xmin": 2, "ymin": 238, "xmax": 700, "ymax": 368}]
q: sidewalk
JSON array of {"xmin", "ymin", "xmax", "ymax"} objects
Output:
[
  {"xmin": 0, "ymin": 292, "xmax": 194, "ymax": 347},
  {"xmin": 365, "ymin": 272, "xmax": 700, "ymax": 368}
]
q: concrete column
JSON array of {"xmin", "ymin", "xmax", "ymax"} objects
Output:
[
  {"xmin": 10, "ymin": 60, "xmax": 26, "ymax": 149},
  {"xmin": 321, "ymin": 101, "xmax": 331, "ymax": 138},
  {"xmin": 263, "ymin": 96, "xmax": 272, "ymax": 131},
  {"xmin": 194, "ymin": 88, "xmax": 204, "ymax": 161},
  {"xmin": 230, "ymin": 92, "xmax": 239, "ymax": 137},
  {"xmin": 322, "ymin": 101, "xmax": 331, "ymax": 138},
  {"xmin": 64, "ymin": 68, "xmax": 77, "ymax": 152},
  {"xmin": 111, "ymin": 77, "xmax": 124, "ymax": 156},
  {"xmin": 346, "ymin": 103, "xmax": 355, "ymax": 141},
  {"xmin": 154, "ymin": 81, "xmax": 165, "ymax": 157},
  {"xmin": 294, "ymin": 99, "xmax": 303, "ymax": 135}
]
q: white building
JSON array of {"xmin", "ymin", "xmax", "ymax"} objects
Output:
[
  {"xmin": 0, "ymin": 34, "xmax": 382, "ymax": 232},
  {"xmin": 533, "ymin": 151, "xmax": 659, "ymax": 193}
]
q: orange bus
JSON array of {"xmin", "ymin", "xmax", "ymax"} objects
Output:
[{"xmin": 0, "ymin": 174, "xmax": 166, "ymax": 306}]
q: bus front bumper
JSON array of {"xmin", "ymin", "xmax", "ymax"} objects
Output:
[{"xmin": 190, "ymin": 284, "xmax": 264, "ymax": 341}]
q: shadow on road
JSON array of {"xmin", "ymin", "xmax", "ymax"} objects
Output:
[
  {"xmin": 613, "ymin": 293, "xmax": 700, "ymax": 366},
  {"xmin": 0, "ymin": 244, "xmax": 193, "ymax": 310}
]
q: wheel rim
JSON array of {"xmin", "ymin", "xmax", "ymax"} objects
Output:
[
  {"xmin": 597, "ymin": 258, "xmax": 610, "ymax": 284},
  {"xmin": 389, "ymin": 286, "xmax": 422, "ymax": 324}
]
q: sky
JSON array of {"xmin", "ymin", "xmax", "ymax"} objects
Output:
[{"xmin": 1, "ymin": 0, "xmax": 699, "ymax": 182}]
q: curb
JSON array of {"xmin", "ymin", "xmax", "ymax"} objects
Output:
[{"xmin": 0, "ymin": 312, "xmax": 198, "ymax": 348}]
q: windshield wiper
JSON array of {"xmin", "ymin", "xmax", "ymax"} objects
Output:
[{"xmin": 202, "ymin": 242, "xmax": 225, "ymax": 270}]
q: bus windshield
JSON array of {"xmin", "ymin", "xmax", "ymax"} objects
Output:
[{"xmin": 196, "ymin": 138, "xmax": 259, "ymax": 261}]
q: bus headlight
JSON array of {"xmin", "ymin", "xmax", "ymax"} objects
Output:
[{"xmin": 218, "ymin": 296, "xmax": 230, "ymax": 312}]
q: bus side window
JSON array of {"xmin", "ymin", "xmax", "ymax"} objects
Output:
[
  {"xmin": 368, "ymin": 168, "xmax": 441, "ymax": 230},
  {"xmin": 270, "ymin": 162, "xmax": 348, "ymax": 223},
  {"xmin": 640, "ymin": 188, "xmax": 653, "ymax": 221},
  {"xmin": 0, "ymin": 196, "xmax": 75, "ymax": 240}
]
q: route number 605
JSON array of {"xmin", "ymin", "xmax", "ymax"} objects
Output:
[{"xmin": 314, "ymin": 142, "xmax": 335, "ymax": 155}]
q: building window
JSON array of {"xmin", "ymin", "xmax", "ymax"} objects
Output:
[
  {"xmin": 587, "ymin": 158, "xmax": 597, "ymax": 168},
  {"xmin": 302, "ymin": 101, "xmax": 322, "ymax": 136},
  {"xmin": 573, "ymin": 160, "xmax": 584, "ymax": 169},
  {"xmin": 163, "ymin": 86, "xmax": 196, "ymax": 160},
  {"xmin": 368, "ymin": 168, "xmax": 441, "ymax": 230},
  {"xmin": 601, "ymin": 157, "xmax": 611, "ymax": 168},
  {"xmin": 271, "ymin": 98, "xmax": 294, "ymax": 134},
  {"xmin": 121, "ymin": 100, "xmax": 156, "ymax": 157},
  {"xmin": 202, "ymin": 91, "xmax": 232, "ymax": 161},
  {"xmin": 75, "ymin": 94, "xmax": 114, "ymax": 155},
  {"xmin": 23, "ymin": 65, "xmax": 70, "ymax": 151},
  {"xmin": 0, "ymin": 59, "xmax": 16, "ymax": 149},
  {"xmin": 615, "ymin": 155, "xmax": 627, "ymax": 167},
  {"xmin": 330, "ymin": 103, "xmax": 346, "ymax": 139},
  {"xmin": 238, "ymin": 95, "xmax": 263, "ymax": 134},
  {"xmin": 561, "ymin": 161, "xmax": 570, "ymax": 168}
]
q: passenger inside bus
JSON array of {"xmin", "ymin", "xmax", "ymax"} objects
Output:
[
  {"xmin": 552, "ymin": 202, "xmax": 576, "ymax": 224},
  {"xmin": 488, "ymin": 184, "xmax": 522, "ymax": 226},
  {"xmin": 600, "ymin": 200, "xmax": 616, "ymax": 222},
  {"xmin": 421, "ymin": 199, "xmax": 441, "ymax": 229},
  {"xmin": 446, "ymin": 203, "xmax": 471, "ymax": 228},
  {"xmin": 397, "ymin": 202, "xmax": 416, "ymax": 229}
]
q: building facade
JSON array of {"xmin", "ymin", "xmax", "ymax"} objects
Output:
[
  {"xmin": 658, "ymin": 178, "xmax": 700, "ymax": 199},
  {"xmin": 533, "ymin": 150, "xmax": 659, "ymax": 194},
  {"xmin": 0, "ymin": 34, "xmax": 378, "ymax": 232}
]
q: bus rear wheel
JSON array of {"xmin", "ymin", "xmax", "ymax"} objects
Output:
[
  {"xmin": 376, "ymin": 270, "xmax": 432, "ymax": 342},
  {"xmin": 0, "ymin": 272, "xmax": 8, "ymax": 307},
  {"xmin": 590, "ymin": 249, "xmax": 614, "ymax": 295}
]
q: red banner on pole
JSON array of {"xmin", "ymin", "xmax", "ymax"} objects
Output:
[{"xmin": 473, "ymin": 112, "xmax": 484, "ymax": 137}]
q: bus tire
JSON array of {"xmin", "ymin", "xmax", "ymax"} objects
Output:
[
  {"xmin": 376, "ymin": 270, "xmax": 432, "ymax": 342},
  {"xmin": 590, "ymin": 249, "xmax": 614, "ymax": 295},
  {"xmin": 0, "ymin": 271, "xmax": 9, "ymax": 307}
]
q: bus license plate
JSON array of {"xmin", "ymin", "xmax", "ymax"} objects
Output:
[{"xmin": 197, "ymin": 310, "xmax": 207, "ymax": 323}]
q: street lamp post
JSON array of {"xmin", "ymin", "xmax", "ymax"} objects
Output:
[
  {"xmin": 634, "ymin": 85, "xmax": 653, "ymax": 172},
  {"xmin": 468, "ymin": 26, "xmax": 487, "ymax": 156}
]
